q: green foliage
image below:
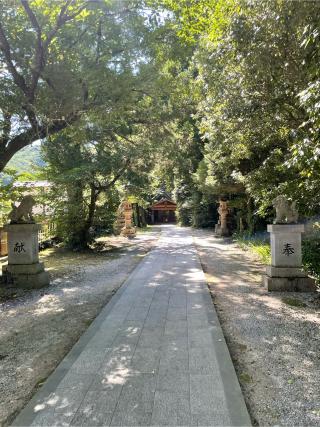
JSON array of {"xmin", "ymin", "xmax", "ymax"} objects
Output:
[
  {"xmin": 281, "ymin": 297, "xmax": 307, "ymax": 308},
  {"xmin": 3, "ymin": 0, "xmax": 320, "ymax": 239},
  {"xmin": 0, "ymin": 0, "xmax": 165, "ymax": 170},
  {"xmin": 161, "ymin": 0, "xmax": 239, "ymax": 44},
  {"xmin": 158, "ymin": 0, "xmax": 320, "ymax": 230},
  {"xmin": 94, "ymin": 189, "xmax": 120, "ymax": 235},
  {"xmin": 302, "ymin": 237, "xmax": 320, "ymax": 285},
  {"xmin": 42, "ymin": 102, "xmax": 157, "ymax": 248},
  {"xmin": 176, "ymin": 201, "xmax": 192, "ymax": 226},
  {"xmin": 239, "ymin": 372, "xmax": 252, "ymax": 384}
]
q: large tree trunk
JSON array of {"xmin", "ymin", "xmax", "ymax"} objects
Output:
[
  {"xmin": 246, "ymin": 197, "xmax": 256, "ymax": 235},
  {"xmin": 79, "ymin": 185, "xmax": 99, "ymax": 248},
  {"xmin": 64, "ymin": 184, "xmax": 85, "ymax": 248},
  {"xmin": 133, "ymin": 203, "xmax": 141, "ymax": 227},
  {"xmin": 139, "ymin": 206, "xmax": 147, "ymax": 227}
]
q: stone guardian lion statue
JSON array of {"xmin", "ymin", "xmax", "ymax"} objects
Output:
[
  {"xmin": 8, "ymin": 195, "xmax": 36, "ymax": 224},
  {"xmin": 272, "ymin": 195, "xmax": 299, "ymax": 224}
]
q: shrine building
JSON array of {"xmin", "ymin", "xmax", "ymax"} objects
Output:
[{"xmin": 149, "ymin": 198, "xmax": 177, "ymax": 224}]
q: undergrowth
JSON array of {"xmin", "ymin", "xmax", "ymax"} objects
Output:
[
  {"xmin": 233, "ymin": 232, "xmax": 271, "ymax": 265},
  {"xmin": 301, "ymin": 237, "xmax": 320, "ymax": 284}
]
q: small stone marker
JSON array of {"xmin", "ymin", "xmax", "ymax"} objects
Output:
[
  {"xmin": 263, "ymin": 196, "xmax": 316, "ymax": 292},
  {"xmin": 2, "ymin": 197, "xmax": 49, "ymax": 288}
]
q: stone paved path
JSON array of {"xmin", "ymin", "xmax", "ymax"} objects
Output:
[{"xmin": 13, "ymin": 226, "xmax": 251, "ymax": 427}]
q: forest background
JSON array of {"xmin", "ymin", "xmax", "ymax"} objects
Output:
[{"xmin": 0, "ymin": 0, "xmax": 320, "ymax": 272}]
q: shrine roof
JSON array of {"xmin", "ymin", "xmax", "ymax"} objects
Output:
[{"xmin": 151, "ymin": 198, "xmax": 177, "ymax": 210}]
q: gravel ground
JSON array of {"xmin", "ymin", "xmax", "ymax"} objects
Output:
[
  {"xmin": 193, "ymin": 228, "xmax": 320, "ymax": 427},
  {"xmin": 0, "ymin": 230, "xmax": 159, "ymax": 427}
]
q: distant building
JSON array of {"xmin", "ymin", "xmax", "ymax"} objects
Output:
[
  {"xmin": 13, "ymin": 180, "xmax": 51, "ymax": 189},
  {"xmin": 149, "ymin": 198, "xmax": 177, "ymax": 224}
]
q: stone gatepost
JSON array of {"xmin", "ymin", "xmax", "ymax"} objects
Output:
[
  {"xmin": 120, "ymin": 201, "xmax": 136, "ymax": 238},
  {"xmin": 263, "ymin": 195, "xmax": 316, "ymax": 292},
  {"xmin": 3, "ymin": 223, "xmax": 50, "ymax": 288}
]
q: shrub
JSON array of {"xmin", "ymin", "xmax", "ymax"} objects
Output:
[
  {"xmin": 233, "ymin": 232, "xmax": 271, "ymax": 264},
  {"xmin": 302, "ymin": 237, "xmax": 320, "ymax": 284}
]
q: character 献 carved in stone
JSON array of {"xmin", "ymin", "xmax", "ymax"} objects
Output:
[
  {"xmin": 8, "ymin": 195, "xmax": 36, "ymax": 224},
  {"xmin": 272, "ymin": 195, "xmax": 299, "ymax": 224}
]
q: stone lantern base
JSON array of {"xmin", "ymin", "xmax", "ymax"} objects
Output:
[
  {"xmin": 121, "ymin": 225, "xmax": 136, "ymax": 239},
  {"xmin": 263, "ymin": 224, "xmax": 316, "ymax": 292},
  {"xmin": 214, "ymin": 224, "xmax": 230, "ymax": 237},
  {"xmin": 2, "ymin": 223, "xmax": 49, "ymax": 289},
  {"xmin": 2, "ymin": 263, "xmax": 49, "ymax": 289}
]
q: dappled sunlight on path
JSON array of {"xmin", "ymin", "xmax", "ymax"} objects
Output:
[{"xmin": 13, "ymin": 225, "xmax": 250, "ymax": 427}]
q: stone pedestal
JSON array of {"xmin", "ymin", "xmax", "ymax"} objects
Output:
[
  {"xmin": 2, "ymin": 223, "xmax": 49, "ymax": 288},
  {"xmin": 120, "ymin": 202, "xmax": 136, "ymax": 239},
  {"xmin": 263, "ymin": 224, "xmax": 316, "ymax": 292}
]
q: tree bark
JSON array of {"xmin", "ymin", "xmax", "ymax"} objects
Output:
[
  {"xmin": 133, "ymin": 203, "xmax": 140, "ymax": 227},
  {"xmin": 80, "ymin": 185, "xmax": 99, "ymax": 248},
  {"xmin": 139, "ymin": 206, "xmax": 147, "ymax": 227}
]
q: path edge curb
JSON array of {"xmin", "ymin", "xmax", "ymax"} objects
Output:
[{"xmin": 192, "ymin": 232, "xmax": 252, "ymax": 427}]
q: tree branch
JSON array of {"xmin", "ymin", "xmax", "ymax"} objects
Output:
[
  {"xmin": 0, "ymin": 22, "xmax": 28, "ymax": 96},
  {"xmin": 21, "ymin": 0, "xmax": 44, "ymax": 102},
  {"xmin": 96, "ymin": 18, "xmax": 102, "ymax": 64},
  {"xmin": 44, "ymin": 1, "xmax": 88, "ymax": 48},
  {"xmin": 20, "ymin": 0, "xmax": 42, "ymax": 35},
  {"xmin": 81, "ymin": 79, "xmax": 89, "ymax": 108},
  {"xmin": 0, "ymin": 112, "xmax": 81, "ymax": 172},
  {"xmin": 96, "ymin": 158, "xmax": 131, "ymax": 191}
]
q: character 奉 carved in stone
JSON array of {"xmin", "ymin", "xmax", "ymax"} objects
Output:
[
  {"xmin": 8, "ymin": 195, "xmax": 36, "ymax": 224},
  {"xmin": 272, "ymin": 195, "xmax": 299, "ymax": 224}
]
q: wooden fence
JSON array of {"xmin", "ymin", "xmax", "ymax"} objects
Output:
[
  {"xmin": 0, "ymin": 229, "xmax": 8, "ymax": 256},
  {"xmin": 38, "ymin": 221, "xmax": 57, "ymax": 244}
]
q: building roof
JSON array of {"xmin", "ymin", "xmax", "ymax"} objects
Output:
[
  {"xmin": 13, "ymin": 180, "xmax": 51, "ymax": 188},
  {"xmin": 151, "ymin": 198, "xmax": 177, "ymax": 211}
]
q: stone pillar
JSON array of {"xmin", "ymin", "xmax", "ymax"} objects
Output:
[
  {"xmin": 2, "ymin": 224, "xmax": 50, "ymax": 288},
  {"xmin": 263, "ymin": 224, "xmax": 316, "ymax": 291},
  {"xmin": 215, "ymin": 200, "xmax": 230, "ymax": 237},
  {"xmin": 120, "ymin": 202, "xmax": 136, "ymax": 238}
]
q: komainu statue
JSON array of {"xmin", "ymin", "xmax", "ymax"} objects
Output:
[
  {"xmin": 8, "ymin": 195, "xmax": 36, "ymax": 224},
  {"xmin": 272, "ymin": 195, "xmax": 299, "ymax": 224}
]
